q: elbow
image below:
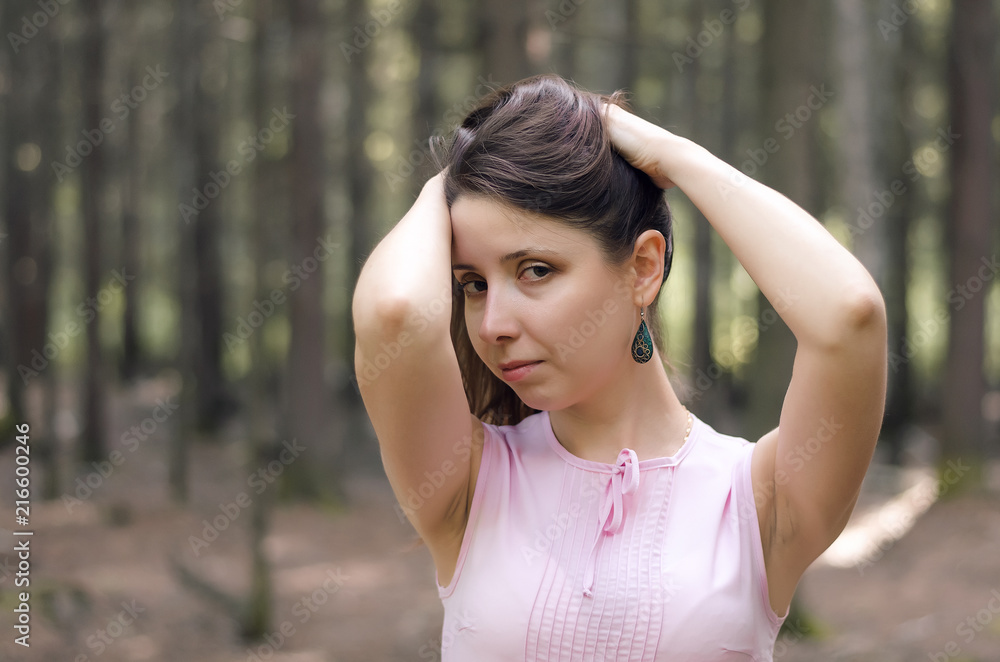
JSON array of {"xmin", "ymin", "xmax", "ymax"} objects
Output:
[
  {"xmin": 351, "ymin": 266, "xmax": 414, "ymax": 332},
  {"xmin": 842, "ymin": 286, "xmax": 887, "ymax": 334},
  {"xmin": 829, "ymin": 285, "xmax": 887, "ymax": 349},
  {"xmin": 352, "ymin": 294, "xmax": 413, "ymax": 335},
  {"xmin": 351, "ymin": 252, "xmax": 407, "ymax": 331}
]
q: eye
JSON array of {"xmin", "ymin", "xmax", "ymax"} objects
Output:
[
  {"xmin": 459, "ymin": 264, "xmax": 553, "ymax": 298},
  {"xmin": 525, "ymin": 265, "xmax": 551, "ymax": 279},
  {"xmin": 460, "ymin": 279, "xmax": 487, "ymax": 296}
]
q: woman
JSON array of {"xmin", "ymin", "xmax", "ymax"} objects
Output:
[{"xmin": 352, "ymin": 75, "xmax": 887, "ymax": 660}]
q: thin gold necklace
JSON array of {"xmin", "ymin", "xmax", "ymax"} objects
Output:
[{"xmin": 680, "ymin": 407, "xmax": 693, "ymax": 446}]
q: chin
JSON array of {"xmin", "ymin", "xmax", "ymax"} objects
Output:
[{"xmin": 514, "ymin": 388, "xmax": 567, "ymax": 414}]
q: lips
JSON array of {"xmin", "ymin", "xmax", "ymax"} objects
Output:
[{"xmin": 499, "ymin": 360, "xmax": 541, "ymax": 371}]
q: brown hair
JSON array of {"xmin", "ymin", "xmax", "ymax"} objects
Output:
[{"xmin": 435, "ymin": 74, "xmax": 674, "ymax": 428}]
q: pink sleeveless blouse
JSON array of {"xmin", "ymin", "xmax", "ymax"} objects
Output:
[{"xmin": 434, "ymin": 409, "xmax": 789, "ymax": 660}]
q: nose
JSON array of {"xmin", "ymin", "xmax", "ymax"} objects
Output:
[{"xmin": 477, "ymin": 286, "xmax": 521, "ymax": 344}]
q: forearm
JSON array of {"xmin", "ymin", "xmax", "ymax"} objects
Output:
[
  {"xmin": 663, "ymin": 136, "xmax": 884, "ymax": 348},
  {"xmin": 352, "ymin": 175, "xmax": 453, "ymax": 335}
]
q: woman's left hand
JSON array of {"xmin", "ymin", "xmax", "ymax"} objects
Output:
[{"xmin": 602, "ymin": 103, "xmax": 681, "ymax": 190}]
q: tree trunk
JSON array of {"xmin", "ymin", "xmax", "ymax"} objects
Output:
[
  {"xmin": 170, "ymin": 0, "xmax": 199, "ymax": 503},
  {"xmin": 714, "ymin": 0, "xmax": 742, "ymax": 431},
  {"xmin": 283, "ymin": 0, "xmax": 327, "ymax": 500},
  {"xmin": 80, "ymin": 0, "xmax": 107, "ymax": 464},
  {"xmin": 835, "ymin": 0, "xmax": 884, "ymax": 291},
  {"xmin": 548, "ymin": 0, "xmax": 578, "ymax": 79},
  {"xmin": 1, "ymin": 0, "xmax": 58, "ymax": 496},
  {"xmin": 410, "ymin": 0, "xmax": 438, "ymax": 198},
  {"xmin": 744, "ymin": 0, "xmax": 826, "ymax": 443},
  {"xmin": 835, "ymin": 0, "xmax": 893, "ymax": 461},
  {"xmin": 192, "ymin": 8, "xmax": 235, "ymax": 434},
  {"xmin": 619, "ymin": 0, "xmax": 639, "ymax": 89},
  {"xmin": 941, "ymin": 0, "xmax": 995, "ymax": 480},
  {"xmin": 34, "ymin": 11, "xmax": 60, "ymax": 499},
  {"xmin": 481, "ymin": 0, "xmax": 529, "ymax": 84},
  {"xmin": 120, "ymin": 3, "xmax": 143, "ymax": 382},
  {"xmin": 686, "ymin": 0, "xmax": 717, "ymax": 424},
  {"xmin": 877, "ymin": 0, "xmax": 918, "ymax": 462},
  {"xmin": 581, "ymin": 0, "xmax": 630, "ymax": 92},
  {"xmin": 242, "ymin": 0, "xmax": 276, "ymax": 637},
  {"xmin": 3, "ymin": 2, "xmax": 34, "ymax": 434}
]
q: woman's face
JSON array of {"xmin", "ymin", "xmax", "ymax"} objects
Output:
[{"xmin": 450, "ymin": 195, "xmax": 639, "ymax": 411}]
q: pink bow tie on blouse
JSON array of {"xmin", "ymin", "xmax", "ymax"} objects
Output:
[{"xmin": 582, "ymin": 448, "xmax": 640, "ymax": 597}]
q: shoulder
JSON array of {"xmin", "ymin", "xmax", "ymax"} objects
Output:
[
  {"xmin": 695, "ymin": 419, "xmax": 753, "ymax": 451},
  {"xmin": 462, "ymin": 410, "xmax": 548, "ymax": 526},
  {"xmin": 686, "ymin": 415, "xmax": 754, "ymax": 470},
  {"xmin": 481, "ymin": 410, "xmax": 548, "ymax": 453}
]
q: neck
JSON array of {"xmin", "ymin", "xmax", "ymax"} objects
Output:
[{"xmin": 548, "ymin": 345, "xmax": 691, "ymax": 465}]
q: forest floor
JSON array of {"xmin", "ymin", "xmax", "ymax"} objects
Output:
[{"xmin": 0, "ymin": 378, "xmax": 999, "ymax": 662}]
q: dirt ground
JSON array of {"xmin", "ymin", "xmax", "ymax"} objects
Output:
[{"xmin": 1, "ymin": 382, "xmax": 999, "ymax": 661}]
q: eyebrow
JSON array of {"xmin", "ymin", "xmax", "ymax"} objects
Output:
[{"xmin": 452, "ymin": 248, "xmax": 561, "ymax": 272}]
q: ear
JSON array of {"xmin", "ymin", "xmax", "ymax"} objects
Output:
[{"xmin": 630, "ymin": 229, "xmax": 667, "ymax": 307}]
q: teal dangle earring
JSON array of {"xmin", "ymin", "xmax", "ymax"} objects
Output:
[{"xmin": 631, "ymin": 301, "xmax": 653, "ymax": 364}]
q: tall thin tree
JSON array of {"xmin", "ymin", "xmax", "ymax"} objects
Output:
[
  {"xmin": 687, "ymin": 0, "xmax": 717, "ymax": 423},
  {"xmin": 481, "ymin": 0, "xmax": 529, "ymax": 83},
  {"xmin": 244, "ymin": 0, "xmax": 276, "ymax": 635},
  {"xmin": 1, "ymin": 0, "xmax": 59, "ymax": 497},
  {"xmin": 283, "ymin": 0, "xmax": 327, "ymax": 500},
  {"xmin": 120, "ymin": 2, "xmax": 144, "ymax": 382},
  {"xmin": 877, "ymin": 0, "xmax": 919, "ymax": 462},
  {"xmin": 744, "ymin": 0, "xmax": 827, "ymax": 443},
  {"xmin": 80, "ymin": 0, "xmax": 108, "ymax": 464},
  {"xmin": 942, "ymin": 0, "xmax": 996, "ymax": 480},
  {"xmin": 834, "ymin": 0, "xmax": 883, "ymax": 296},
  {"xmin": 192, "ymin": 9, "xmax": 235, "ymax": 433},
  {"xmin": 170, "ymin": 0, "xmax": 200, "ymax": 503}
]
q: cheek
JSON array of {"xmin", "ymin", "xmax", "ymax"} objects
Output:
[
  {"xmin": 551, "ymin": 294, "xmax": 629, "ymax": 360},
  {"xmin": 464, "ymin": 310, "xmax": 484, "ymax": 347}
]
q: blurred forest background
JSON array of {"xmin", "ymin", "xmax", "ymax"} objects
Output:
[{"xmin": 0, "ymin": 0, "xmax": 999, "ymax": 660}]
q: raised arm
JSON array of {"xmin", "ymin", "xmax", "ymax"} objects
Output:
[
  {"xmin": 352, "ymin": 172, "xmax": 484, "ymax": 584},
  {"xmin": 605, "ymin": 104, "xmax": 888, "ymax": 613}
]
